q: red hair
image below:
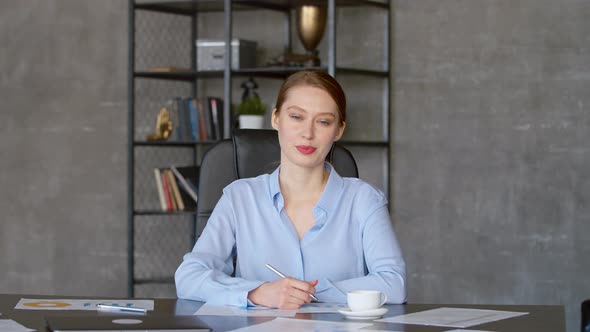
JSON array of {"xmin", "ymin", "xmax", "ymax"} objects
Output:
[{"xmin": 274, "ymin": 70, "xmax": 346, "ymax": 126}]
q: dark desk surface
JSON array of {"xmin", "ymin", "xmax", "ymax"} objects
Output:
[{"xmin": 0, "ymin": 294, "xmax": 565, "ymax": 332}]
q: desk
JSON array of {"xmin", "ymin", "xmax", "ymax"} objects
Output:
[{"xmin": 0, "ymin": 294, "xmax": 564, "ymax": 331}]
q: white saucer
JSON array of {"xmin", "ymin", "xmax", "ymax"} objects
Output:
[{"xmin": 338, "ymin": 307, "xmax": 388, "ymax": 320}]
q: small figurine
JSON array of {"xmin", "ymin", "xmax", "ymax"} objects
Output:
[
  {"xmin": 241, "ymin": 77, "xmax": 259, "ymax": 102},
  {"xmin": 237, "ymin": 78, "xmax": 267, "ymax": 129},
  {"xmin": 146, "ymin": 107, "xmax": 173, "ymax": 141}
]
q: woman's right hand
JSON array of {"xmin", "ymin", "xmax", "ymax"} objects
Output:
[{"xmin": 248, "ymin": 277, "xmax": 318, "ymax": 309}]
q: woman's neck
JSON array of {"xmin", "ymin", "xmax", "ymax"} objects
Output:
[{"xmin": 279, "ymin": 163, "xmax": 328, "ymax": 201}]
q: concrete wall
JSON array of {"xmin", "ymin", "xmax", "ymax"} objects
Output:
[
  {"xmin": 392, "ymin": 1, "xmax": 590, "ymax": 331},
  {"xmin": 0, "ymin": 1, "xmax": 588, "ymax": 331},
  {"xmin": 0, "ymin": 0, "xmax": 128, "ymax": 296}
]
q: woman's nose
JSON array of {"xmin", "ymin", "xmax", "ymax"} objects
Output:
[{"xmin": 301, "ymin": 120, "xmax": 315, "ymax": 139}]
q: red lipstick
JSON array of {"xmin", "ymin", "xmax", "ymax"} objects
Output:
[{"xmin": 296, "ymin": 145, "xmax": 316, "ymax": 155}]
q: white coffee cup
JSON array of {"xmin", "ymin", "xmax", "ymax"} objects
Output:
[{"xmin": 347, "ymin": 290, "xmax": 388, "ymax": 312}]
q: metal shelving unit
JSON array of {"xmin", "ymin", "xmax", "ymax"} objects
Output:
[{"xmin": 128, "ymin": 0, "xmax": 391, "ymax": 297}]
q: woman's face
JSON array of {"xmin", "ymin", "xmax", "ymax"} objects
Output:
[{"xmin": 272, "ymin": 85, "xmax": 346, "ymax": 170}]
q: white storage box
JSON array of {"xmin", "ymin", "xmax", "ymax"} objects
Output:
[{"xmin": 196, "ymin": 39, "xmax": 257, "ymax": 71}]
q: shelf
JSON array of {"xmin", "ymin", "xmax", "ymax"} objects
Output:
[
  {"xmin": 340, "ymin": 140, "xmax": 388, "ymax": 147},
  {"xmin": 135, "ymin": 67, "xmax": 387, "ymax": 82},
  {"xmin": 234, "ymin": 66, "xmax": 326, "ymax": 78},
  {"xmin": 238, "ymin": 67, "xmax": 391, "ymax": 79},
  {"xmin": 134, "ymin": 70, "xmax": 222, "ymax": 81},
  {"xmin": 253, "ymin": 0, "xmax": 389, "ymax": 10},
  {"xmin": 134, "ymin": 67, "xmax": 322, "ymax": 81},
  {"xmin": 133, "ymin": 139, "xmax": 386, "ymax": 150},
  {"xmin": 135, "ymin": 1, "xmax": 228, "ymax": 15},
  {"xmin": 336, "ymin": 67, "xmax": 389, "ymax": 77},
  {"xmin": 134, "ymin": 140, "xmax": 217, "ymax": 147},
  {"xmin": 134, "ymin": 0, "xmax": 388, "ymax": 16},
  {"xmin": 134, "ymin": 209, "xmax": 197, "ymax": 215},
  {"xmin": 134, "ymin": 139, "xmax": 386, "ymax": 147},
  {"xmin": 129, "ymin": 0, "xmax": 391, "ymax": 299}
]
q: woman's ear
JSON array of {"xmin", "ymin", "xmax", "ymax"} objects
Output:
[
  {"xmin": 334, "ymin": 122, "xmax": 346, "ymax": 141},
  {"xmin": 271, "ymin": 108, "xmax": 279, "ymax": 130}
]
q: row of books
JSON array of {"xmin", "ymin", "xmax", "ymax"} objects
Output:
[
  {"xmin": 154, "ymin": 166, "xmax": 199, "ymax": 212},
  {"xmin": 166, "ymin": 97, "xmax": 224, "ymax": 142}
]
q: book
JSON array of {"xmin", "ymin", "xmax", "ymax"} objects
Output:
[
  {"xmin": 187, "ymin": 98, "xmax": 200, "ymax": 141},
  {"xmin": 154, "ymin": 168, "xmax": 167, "ymax": 211},
  {"xmin": 180, "ymin": 98, "xmax": 193, "ymax": 141},
  {"xmin": 170, "ymin": 166, "xmax": 199, "ymax": 208},
  {"xmin": 165, "ymin": 168, "xmax": 185, "ymax": 211},
  {"xmin": 46, "ymin": 315, "xmax": 210, "ymax": 332},
  {"xmin": 156, "ymin": 96, "xmax": 224, "ymax": 142},
  {"xmin": 198, "ymin": 97, "xmax": 213, "ymax": 140},
  {"xmin": 178, "ymin": 182, "xmax": 197, "ymax": 210},
  {"xmin": 216, "ymin": 98, "xmax": 225, "ymax": 138},
  {"xmin": 196, "ymin": 98, "xmax": 208, "ymax": 141},
  {"xmin": 208, "ymin": 97, "xmax": 224, "ymax": 140},
  {"xmin": 170, "ymin": 97, "xmax": 183, "ymax": 141},
  {"xmin": 161, "ymin": 172, "xmax": 174, "ymax": 211},
  {"xmin": 147, "ymin": 67, "xmax": 191, "ymax": 72}
]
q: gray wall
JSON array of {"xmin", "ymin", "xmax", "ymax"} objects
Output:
[
  {"xmin": 392, "ymin": 1, "xmax": 590, "ymax": 331},
  {"xmin": 0, "ymin": 0, "xmax": 128, "ymax": 296},
  {"xmin": 0, "ymin": 1, "xmax": 588, "ymax": 332}
]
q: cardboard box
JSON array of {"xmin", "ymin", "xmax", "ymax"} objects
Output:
[{"xmin": 196, "ymin": 39, "xmax": 257, "ymax": 71}]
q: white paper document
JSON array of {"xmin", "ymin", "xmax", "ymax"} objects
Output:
[
  {"xmin": 195, "ymin": 302, "xmax": 346, "ymax": 317},
  {"xmin": 14, "ymin": 298, "xmax": 154, "ymax": 311},
  {"xmin": 376, "ymin": 307, "xmax": 528, "ymax": 328},
  {"xmin": 295, "ymin": 302, "xmax": 348, "ymax": 313},
  {"xmin": 445, "ymin": 330, "xmax": 494, "ymax": 332},
  {"xmin": 195, "ymin": 304, "xmax": 296, "ymax": 317},
  {"xmin": 0, "ymin": 319, "xmax": 36, "ymax": 332},
  {"xmin": 227, "ymin": 317, "xmax": 373, "ymax": 332}
]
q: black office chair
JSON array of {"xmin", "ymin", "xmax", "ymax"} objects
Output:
[
  {"xmin": 195, "ymin": 128, "xmax": 358, "ymax": 237},
  {"xmin": 582, "ymin": 299, "xmax": 590, "ymax": 332}
]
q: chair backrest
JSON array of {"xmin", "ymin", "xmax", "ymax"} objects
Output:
[
  {"xmin": 583, "ymin": 299, "xmax": 590, "ymax": 332},
  {"xmin": 195, "ymin": 129, "xmax": 358, "ymax": 236}
]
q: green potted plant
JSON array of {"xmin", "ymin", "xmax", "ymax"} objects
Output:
[{"xmin": 237, "ymin": 78, "xmax": 267, "ymax": 129}]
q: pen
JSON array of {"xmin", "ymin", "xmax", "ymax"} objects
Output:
[
  {"xmin": 265, "ymin": 263, "xmax": 319, "ymax": 302},
  {"xmin": 96, "ymin": 303, "xmax": 147, "ymax": 313}
]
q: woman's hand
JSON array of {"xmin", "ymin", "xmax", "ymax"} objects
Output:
[{"xmin": 248, "ymin": 278, "xmax": 318, "ymax": 309}]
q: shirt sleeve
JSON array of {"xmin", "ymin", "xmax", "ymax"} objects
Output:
[
  {"xmin": 315, "ymin": 204, "xmax": 407, "ymax": 304},
  {"xmin": 175, "ymin": 192, "xmax": 265, "ymax": 307}
]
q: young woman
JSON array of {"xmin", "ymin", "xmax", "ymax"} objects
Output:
[{"xmin": 175, "ymin": 70, "xmax": 406, "ymax": 309}]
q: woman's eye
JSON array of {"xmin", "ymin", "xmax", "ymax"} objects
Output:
[
  {"xmin": 290, "ymin": 114, "xmax": 302, "ymax": 120},
  {"xmin": 319, "ymin": 120, "xmax": 331, "ymax": 126}
]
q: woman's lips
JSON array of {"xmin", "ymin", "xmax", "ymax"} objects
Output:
[{"xmin": 296, "ymin": 145, "xmax": 317, "ymax": 155}]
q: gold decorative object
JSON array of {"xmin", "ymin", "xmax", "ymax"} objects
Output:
[
  {"xmin": 146, "ymin": 107, "xmax": 173, "ymax": 141},
  {"xmin": 296, "ymin": 4, "xmax": 327, "ymax": 65},
  {"xmin": 267, "ymin": 4, "xmax": 327, "ymax": 67}
]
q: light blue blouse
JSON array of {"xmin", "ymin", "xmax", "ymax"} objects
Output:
[{"xmin": 175, "ymin": 163, "xmax": 406, "ymax": 308}]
